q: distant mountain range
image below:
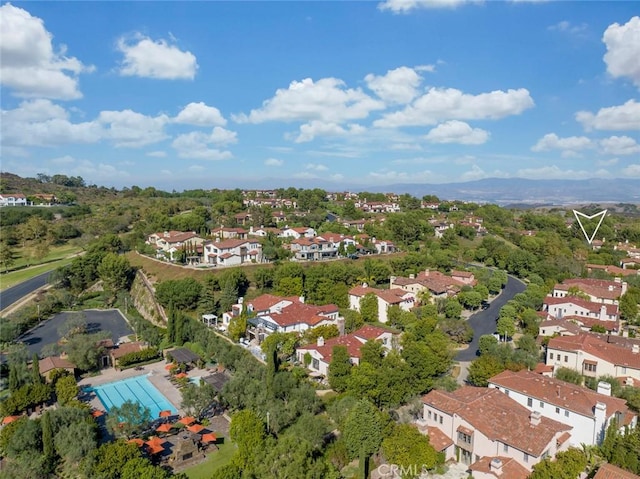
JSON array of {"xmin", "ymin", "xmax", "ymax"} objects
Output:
[{"xmin": 374, "ymin": 178, "xmax": 640, "ymax": 205}]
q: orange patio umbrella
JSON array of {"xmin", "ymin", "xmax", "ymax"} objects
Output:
[
  {"xmin": 165, "ymin": 363, "xmax": 177, "ymax": 371},
  {"xmin": 201, "ymin": 432, "xmax": 217, "ymax": 443},
  {"xmin": 156, "ymin": 423, "xmax": 173, "ymax": 433},
  {"xmin": 158, "ymin": 410, "xmax": 172, "ymax": 418},
  {"xmin": 145, "ymin": 436, "xmax": 165, "ymax": 454},
  {"xmin": 187, "ymin": 424, "xmax": 204, "ymax": 433},
  {"xmin": 146, "ymin": 443, "xmax": 164, "ymax": 455},
  {"xmin": 91, "ymin": 410, "xmax": 105, "ymax": 418},
  {"xmin": 175, "ymin": 372, "xmax": 188, "ymax": 379},
  {"xmin": 127, "ymin": 438, "xmax": 144, "ymax": 447},
  {"xmin": 178, "ymin": 416, "xmax": 196, "ymax": 426}
]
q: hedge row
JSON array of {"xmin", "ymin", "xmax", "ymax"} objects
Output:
[{"xmin": 117, "ymin": 348, "xmax": 161, "ymax": 368}]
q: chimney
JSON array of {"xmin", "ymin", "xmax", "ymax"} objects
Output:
[
  {"xmin": 163, "ymin": 231, "xmax": 169, "ymax": 237},
  {"xmin": 390, "ymin": 275, "xmax": 397, "ymax": 286},
  {"xmin": 633, "ymin": 344, "xmax": 639, "ymax": 354},
  {"xmin": 490, "ymin": 458, "xmax": 503, "ymax": 475},
  {"xmin": 530, "ymin": 410, "xmax": 541, "ymax": 426},
  {"xmin": 409, "ymin": 274, "xmax": 415, "ymax": 279},
  {"xmin": 317, "ymin": 336, "xmax": 325, "ymax": 347},
  {"xmin": 424, "ymin": 269, "xmax": 430, "ymax": 276},
  {"xmin": 299, "ymin": 296, "xmax": 305, "ymax": 304},
  {"xmin": 600, "ymin": 305, "xmax": 607, "ymax": 320},
  {"xmin": 622, "ymin": 282, "xmax": 628, "ymax": 295},
  {"xmin": 337, "ymin": 317, "xmax": 345, "ymax": 336},
  {"xmin": 597, "ymin": 381, "xmax": 612, "ymax": 396},
  {"xmin": 362, "ymin": 282, "xmax": 369, "ymax": 288},
  {"xmin": 614, "ymin": 277, "xmax": 621, "ymax": 284}
]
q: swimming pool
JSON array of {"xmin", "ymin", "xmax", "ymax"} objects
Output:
[{"xmin": 89, "ymin": 375, "xmax": 177, "ymax": 419}]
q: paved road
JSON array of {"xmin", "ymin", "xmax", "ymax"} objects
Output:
[
  {"xmin": 0, "ymin": 270, "xmax": 52, "ymax": 311},
  {"xmin": 19, "ymin": 309, "xmax": 134, "ymax": 356},
  {"xmin": 455, "ymin": 275, "xmax": 526, "ymax": 361}
]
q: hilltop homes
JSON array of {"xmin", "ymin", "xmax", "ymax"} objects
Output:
[
  {"xmin": 542, "ymin": 296, "xmax": 620, "ymax": 332},
  {"xmin": 348, "ymin": 284, "xmax": 415, "ymax": 323},
  {"xmin": 390, "ymin": 269, "xmax": 476, "ymax": 301},
  {"xmin": 550, "ymin": 278, "xmax": 627, "ymax": 305},
  {"xmin": 146, "ymin": 231, "xmax": 206, "ymax": 261},
  {"xmin": 545, "ymin": 334, "xmax": 640, "ymax": 384},
  {"xmin": 0, "ymin": 193, "xmax": 28, "ymax": 207},
  {"xmin": 295, "ymin": 325, "xmax": 397, "ymax": 377},
  {"xmin": 203, "ymin": 238, "xmax": 263, "ymax": 266},
  {"xmin": 488, "ymin": 370, "xmax": 637, "ymax": 446},
  {"xmin": 418, "ymin": 386, "xmax": 571, "ymax": 473},
  {"xmin": 221, "ymin": 294, "xmax": 341, "ymax": 342}
]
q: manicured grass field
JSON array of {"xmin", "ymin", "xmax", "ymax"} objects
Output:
[
  {"xmin": 183, "ymin": 438, "xmax": 236, "ymax": 479},
  {"xmin": 9, "ymin": 243, "xmax": 82, "ymax": 271},
  {"xmin": 0, "ymin": 256, "xmax": 76, "ymax": 291}
]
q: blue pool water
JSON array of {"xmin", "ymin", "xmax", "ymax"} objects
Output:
[
  {"xmin": 188, "ymin": 376, "xmax": 202, "ymax": 384},
  {"xmin": 89, "ymin": 375, "xmax": 177, "ymax": 418}
]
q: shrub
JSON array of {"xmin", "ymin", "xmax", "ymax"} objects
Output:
[{"xmin": 117, "ymin": 348, "xmax": 161, "ymax": 368}]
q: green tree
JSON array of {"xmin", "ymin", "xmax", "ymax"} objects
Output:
[
  {"xmin": 478, "ymin": 334, "xmax": 498, "ymax": 355},
  {"xmin": 343, "ymin": 400, "xmax": 384, "ymax": 477},
  {"xmin": 106, "ymin": 400, "xmax": 152, "ymax": 439},
  {"xmin": 155, "ymin": 277, "xmax": 203, "ymax": 310},
  {"xmin": 382, "ymin": 423, "xmax": 443, "ymax": 478},
  {"xmin": 555, "ymin": 367, "xmax": 583, "ymax": 386},
  {"xmin": 360, "ymin": 293, "xmax": 379, "ymax": 322},
  {"xmin": 121, "ymin": 457, "xmax": 172, "ymax": 479},
  {"xmin": 496, "ymin": 316, "xmax": 515, "ymax": 342},
  {"xmin": 444, "ymin": 298, "xmax": 462, "ymax": 319},
  {"xmin": 180, "ymin": 382, "xmax": 216, "ymax": 419},
  {"xmin": 467, "ymin": 355, "xmax": 505, "ymax": 387},
  {"xmin": 41, "ymin": 411, "xmax": 55, "ymax": 473},
  {"xmin": 620, "ymin": 293, "xmax": 639, "ymax": 322},
  {"xmin": 55, "ymin": 375, "xmax": 79, "ymax": 406},
  {"xmin": 0, "ymin": 241, "xmax": 16, "ymax": 272},
  {"xmin": 229, "ymin": 410, "xmax": 266, "ymax": 471},
  {"xmin": 65, "ymin": 333, "xmax": 106, "ymax": 371},
  {"xmin": 90, "ymin": 440, "xmax": 142, "ymax": 479},
  {"xmin": 98, "ymin": 253, "xmax": 133, "ymax": 304},
  {"xmin": 328, "ymin": 345, "xmax": 352, "ymax": 392},
  {"xmin": 54, "ymin": 420, "xmax": 97, "ymax": 467}
]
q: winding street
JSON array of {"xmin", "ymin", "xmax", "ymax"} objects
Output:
[
  {"xmin": 0, "ymin": 271, "xmax": 52, "ymax": 312},
  {"xmin": 455, "ymin": 274, "xmax": 526, "ymax": 361}
]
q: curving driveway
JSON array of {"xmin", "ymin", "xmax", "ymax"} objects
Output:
[
  {"xmin": 0, "ymin": 271, "xmax": 52, "ymax": 311},
  {"xmin": 455, "ymin": 275, "xmax": 526, "ymax": 361}
]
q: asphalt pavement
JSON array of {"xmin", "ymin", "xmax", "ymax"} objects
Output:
[
  {"xmin": 0, "ymin": 270, "xmax": 52, "ymax": 311},
  {"xmin": 455, "ymin": 275, "xmax": 526, "ymax": 361},
  {"xmin": 19, "ymin": 309, "xmax": 134, "ymax": 356}
]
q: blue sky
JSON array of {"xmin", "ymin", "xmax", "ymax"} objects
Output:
[{"xmin": 1, "ymin": 1, "xmax": 639, "ymax": 190}]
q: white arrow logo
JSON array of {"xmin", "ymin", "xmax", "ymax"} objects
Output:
[{"xmin": 573, "ymin": 209, "xmax": 607, "ymax": 245}]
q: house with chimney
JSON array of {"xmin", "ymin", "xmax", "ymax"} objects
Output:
[
  {"xmin": 290, "ymin": 237, "xmax": 338, "ymax": 261},
  {"xmin": 545, "ymin": 334, "xmax": 640, "ymax": 383},
  {"xmin": 348, "ymin": 284, "xmax": 415, "ymax": 323},
  {"xmin": 295, "ymin": 325, "xmax": 397, "ymax": 377},
  {"xmin": 542, "ymin": 296, "xmax": 620, "ymax": 332},
  {"xmin": 390, "ymin": 269, "xmax": 476, "ymax": 301},
  {"xmin": 550, "ymin": 278, "xmax": 627, "ymax": 305},
  {"xmin": 146, "ymin": 231, "xmax": 206, "ymax": 261},
  {"xmin": 203, "ymin": 238, "xmax": 263, "ymax": 266},
  {"xmin": 488, "ymin": 370, "xmax": 637, "ymax": 446},
  {"xmin": 587, "ymin": 263, "xmax": 640, "ymax": 278},
  {"xmin": 417, "ymin": 387, "xmax": 572, "ymax": 471}
]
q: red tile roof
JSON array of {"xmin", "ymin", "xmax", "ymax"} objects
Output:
[
  {"xmin": 423, "ymin": 387, "xmax": 571, "ymax": 457},
  {"xmin": 248, "ymin": 294, "xmax": 297, "ymax": 313},
  {"xmin": 39, "ymin": 356, "xmax": 74, "ymax": 373},
  {"xmin": 469, "ymin": 456, "xmax": 529, "ymax": 479},
  {"xmin": 300, "ymin": 325, "xmax": 395, "ymax": 362},
  {"xmin": 110, "ymin": 342, "xmax": 147, "ymax": 360},
  {"xmin": 544, "ymin": 296, "xmax": 619, "ymax": 316},
  {"xmin": 548, "ymin": 334, "xmax": 640, "ymax": 370},
  {"xmin": 593, "ymin": 463, "xmax": 640, "ymax": 479},
  {"xmin": 554, "ymin": 278, "xmax": 624, "ymax": 301},
  {"xmin": 153, "ymin": 231, "xmax": 200, "ymax": 244},
  {"xmin": 426, "ymin": 426, "xmax": 453, "ymax": 452},
  {"xmin": 211, "ymin": 239, "xmax": 253, "ymax": 249},
  {"xmin": 268, "ymin": 302, "xmax": 338, "ymax": 328},
  {"xmin": 348, "ymin": 285, "xmax": 412, "ymax": 304},
  {"xmin": 489, "ymin": 369, "xmax": 631, "ymax": 419}
]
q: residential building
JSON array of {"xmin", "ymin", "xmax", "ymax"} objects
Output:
[
  {"xmin": 281, "ymin": 226, "xmax": 316, "ymax": 239},
  {"xmin": 418, "ymin": 387, "xmax": 572, "ymax": 470},
  {"xmin": 146, "ymin": 231, "xmax": 206, "ymax": 261},
  {"xmin": 371, "ymin": 238, "xmax": 396, "ymax": 254},
  {"xmin": 290, "ymin": 237, "xmax": 338, "ymax": 261},
  {"xmin": 110, "ymin": 341, "xmax": 149, "ymax": 369},
  {"xmin": 587, "ymin": 263, "xmax": 640, "ymax": 278},
  {"xmin": 342, "ymin": 219, "xmax": 367, "ymax": 231},
  {"xmin": 488, "ymin": 369, "xmax": 637, "ymax": 446},
  {"xmin": 468, "ymin": 456, "xmax": 530, "ymax": 479},
  {"xmin": 550, "ymin": 278, "xmax": 627, "ymax": 305},
  {"xmin": 538, "ymin": 318, "xmax": 583, "ymax": 337},
  {"xmin": 543, "ymin": 296, "xmax": 619, "ymax": 322},
  {"xmin": 621, "ymin": 258, "xmax": 640, "ymax": 270},
  {"xmin": 545, "ymin": 334, "xmax": 640, "ymax": 383},
  {"xmin": 203, "ymin": 238, "xmax": 263, "ymax": 266},
  {"xmin": 38, "ymin": 356, "xmax": 75, "ymax": 382},
  {"xmin": 390, "ymin": 269, "xmax": 475, "ymax": 300},
  {"xmin": 593, "ymin": 463, "xmax": 640, "ymax": 479},
  {"xmin": 295, "ymin": 325, "xmax": 397, "ymax": 377},
  {"xmin": 211, "ymin": 226, "xmax": 248, "ymax": 240},
  {"xmin": 348, "ymin": 284, "xmax": 415, "ymax": 323},
  {"xmin": 0, "ymin": 193, "xmax": 27, "ymax": 207}
]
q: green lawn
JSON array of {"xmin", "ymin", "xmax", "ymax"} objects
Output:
[
  {"xmin": 0, "ymin": 256, "xmax": 75, "ymax": 291},
  {"xmin": 183, "ymin": 438, "xmax": 236, "ymax": 479},
  {"xmin": 9, "ymin": 243, "xmax": 82, "ymax": 271}
]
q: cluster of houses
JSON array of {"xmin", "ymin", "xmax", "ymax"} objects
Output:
[
  {"xmin": 145, "ymin": 226, "xmax": 398, "ymax": 265},
  {"xmin": 0, "ymin": 193, "xmax": 57, "ymax": 207}
]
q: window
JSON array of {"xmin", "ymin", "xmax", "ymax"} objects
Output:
[
  {"xmin": 540, "ymin": 401, "xmax": 544, "ymax": 408},
  {"xmin": 565, "ymin": 410, "xmax": 570, "ymax": 417},
  {"xmin": 439, "ymin": 416, "xmax": 443, "ymax": 424},
  {"xmin": 457, "ymin": 431, "xmax": 472, "ymax": 444},
  {"xmin": 556, "ymin": 407, "xmax": 560, "ymax": 414},
  {"xmin": 622, "ymin": 367, "xmax": 627, "ymax": 374},
  {"xmin": 524, "ymin": 453, "xmax": 529, "ymax": 463},
  {"xmin": 428, "ymin": 411, "xmax": 432, "ymax": 420},
  {"xmin": 505, "ymin": 390, "xmax": 509, "ymax": 396},
  {"xmin": 549, "ymin": 353, "xmax": 554, "ymax": 360},
  {"xmin": 527, "ymin": 397, "xmax": 533, "ymax": 407},
  {"xmin": 584, "ymin": 363, "xmax": 597, "ymax": 373},
  {"xmin": 564, "ymin": 355, "xmax": 569, "ymax": 362},
  {"xmin": 503, "ymin": 443, "xmax": 508, "ymax": 453},
  {"xmin": 312, "ymin": 358, "xmax": 319, "ymax": 370}
]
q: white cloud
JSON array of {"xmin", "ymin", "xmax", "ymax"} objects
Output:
[
  {"xmin": 622, "ymin": 164, "xmax": 640, "ymax": 177},
  {"xmin": 117, "ymin": 34, "xmax": 198, "ymax": 80},
  {"xmin": 1, "ymin": 99, "xmax": 102, "ymax": 147},
  {"xmin": 331, "ymin": 173, "xmax": 345, "ymax": 181},
  {"xmin": 264, "ymin": 158, "xmax": 284, "ymax": 167},
  {"xmin": 173, "ymin": 102, "xmax": 227, "ymax": 126},
  {"xmin": 597, "ymin": 158, "xmax": 619, "ymax": 167},
  {"xmin": 98, "ymin": 110, "xmax": 170, "ymax": 147},
  {"xmin": 209, "ymin": 126, "xmax": 238, "ymax": 146},
  {"xmin": 374, "ymin": 87, "xmax": 534, "ymax": 128},
  {"xmin": 576, "ymin": 100, "xmax": 640, "ymax": 131},
  {"xmin": 188, "ymin": 165, "xmax": 206, "ymax": 172},
  {"xmin": 305, "ymin": 163, "xmax": 328, "ymax": 171},
  {"xmin": 425, "ymin": 120, "xmax": 490, "ymax": 144},
  {"xmin": 294, "ymin": 121, "xmax": 366, "ymax": 143},
  {"xmin": 147, "ymin": 151, "xmax": 167, "ymax": 158},
  {"xmin": 602, "ymin": 16, "xmax": 640, "ymax": 88},
  {"xmin": 365, "ymin": 66, "xmax": 424, "ymax": 104},
  {"xmin": 415, "ymin": 64, "xmax": 436, "ymax": 73},
  {"xmin": 367, "ymin": 168, "xmax": 445, "ymax": 183},
  {"xmin": 516, "ymin": 165, "xmax": 610, "ymax": 180},
  {"xmin": 599, "ymin": 136, "xmax": 640, "ymax": 156},
  {"xmin": 548, "ymin": 20, "xmax": 588, "ymax": 36},
  {"xmin": 378, "ymin": 0, "xmax": 481, "ymax": 13},
  {"xmin": 531, "ymin": 133, "xmax": 593, "ymax": 156},
  {"xmin": 50, "ymin": 155, "xmax": 76, "ymax": 165},
  {"xmin": 292, "ymin": 171, "xmax": 319, "ymax": 179},
  {"xmin": 0, "ymin": 3, "xmax": 93, "ymax": 99},
  {"xmin": 233, "ymin": 77, "xmax": 385, "ymax": 125},
  {"xmin": 172, "ymin": 130, "xmax": 234, "ymax": 160}
]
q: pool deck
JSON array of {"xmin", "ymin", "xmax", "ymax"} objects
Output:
[{"xmin": 78, "ymin": 361, "xmax": 213, "ymax": 417}]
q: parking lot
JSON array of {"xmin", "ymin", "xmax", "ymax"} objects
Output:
[{"xmin": 19, "ymin": 309, "xmax": 134, "ymax": 356}]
